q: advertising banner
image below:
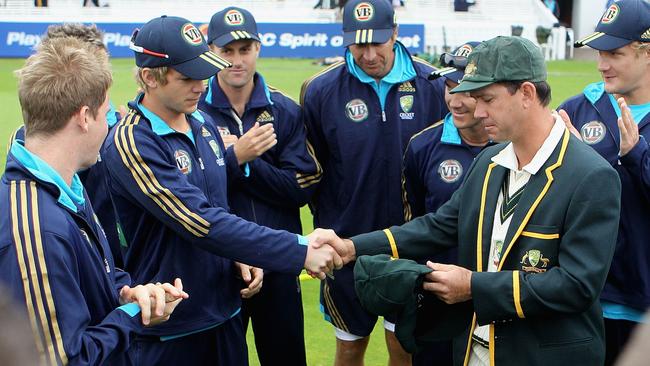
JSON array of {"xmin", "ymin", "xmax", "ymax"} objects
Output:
[{"xmin": 0, "ymin": 21, "xmax": 424, "ymax": 58}]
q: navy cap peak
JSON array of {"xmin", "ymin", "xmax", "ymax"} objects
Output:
[{"xmin": 131, "ymin": 15, "xmax": 230, "ymax": 80}]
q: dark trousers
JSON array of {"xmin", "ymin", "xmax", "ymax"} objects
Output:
[
  {"xmin": 413, "ymin": 340, "xmax": 454, "ymax": 366},
  {"xmin": 132, "ymin": 315, "xmax": 248, "ymax": 366},
  {"xmin": 242, "ymin": 272, "xmax": 306, "ymax": 366},
  {"xmin": 605, "ymin": 318, "xmax": 638, "ymax": 366}
]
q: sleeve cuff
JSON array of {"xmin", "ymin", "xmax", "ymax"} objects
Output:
[
  {"xmin": 118, "ymin": 302, "xmax": 141, "ymax": 318},
  {"xmin": 620, "ymin": 135, "xmax": 647, "ymax": 167},
  {"xmin": 351, "ymin": 229, "xmax": 392, "ymax": 257},
  {"xmin": 297, "ymin": 234, "xmax": 309, "ymax": 246}
]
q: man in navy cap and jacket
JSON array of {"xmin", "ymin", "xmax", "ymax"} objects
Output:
[
  {"xmin": 560, "ymin": 0, "xmax": 650, "ymax": 363},
  {"xmin": 199, "ymin": 7, "xmax": 321, "ymax": 365},
  {"xmin": 102, "ymin": 15, "xmax": 343, "ymax": 365},
  {"xmin": 301, "ymin": 0, "xmax": 447, "ymax": 364}
]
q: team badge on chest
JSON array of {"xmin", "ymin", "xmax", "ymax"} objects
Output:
[
  {"xmin": 209, "ymin": 140, "xmax": 225, "ymax": 166},
  {"xmin": 438, "ymin": 159, "xmax": 463, "ymax": 183},
  {"xmin": 399, "ymin": 95, "xmax": 414, "ymax": 120},
  {"xmin": 175, "ymin": 149, "xmax": 192, "ymax": 175},
  {"xmin": 521, "ymin": 249, "xmax": 549, "ymax": 273},
  {"xmin": 345, "ymin": 99, "xmax": 369, "ymax": 122},
  {"xmin": 580, "ymin": 120, "xmax": 606, "ymax": 145}
]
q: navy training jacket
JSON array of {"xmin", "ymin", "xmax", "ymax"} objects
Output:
[
  {"xmin": 7, "ymin": 105, "xmax": 126, "ymax": 268},
  {"xmin": 199, "ymin": 73, "xmax": 321, "ymax": 236},
  {"xmin": 559, "ymin": 82, "xmax": 650, "ymax": 310},
  {"xmin": 0, "ymin": 147, "xmax": 142, "ymax": 366},
  {"xmin": 102, "ymin": 95, "xmax": 308, "ymax": 337},
  {"xmin": 301, "ymin": 42, "xmax": 448, "ymax": 237}
]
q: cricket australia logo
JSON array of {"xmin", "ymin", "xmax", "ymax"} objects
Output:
[
  {"xmin": 399, "ymin": 95, "xmax": 414, "ymax": 120},
  {"xmin": 201, "ymin": 127, "xmax": 212, "ymax": 137},
  {"xmin": 182, "ymin": 23, "xmax": 203, "ymax": 46},
  {"xmin": 209, "ymin": 140, "xmax": 225, "ymax": 166},
  {"xmin": 601, "ymin": 4, "xmax": 619, "ymax": 24},
  {"xmin": 580, "ymin": 121, "xmax": 606, "ymax": 145},
  {"xmin": 354, "ymin": 2, "xmax": 374, "ymax": 21},
  {"xmin": 521, "ymin": 249, "xmax": 550, "ymax": 273},
  {"xmin": 345, "ymin": 99, "xmax": 369, "ymax": 122},
  {"xmin": 438, "ymin": 159, "xmax": 463, "ymax": 183},
  {"xmin": 224, "ymin": 9, "xmax": 244, "ymax": 26},
  {"xmin": 175, "ymin": 149, "xmax": 193, "ymax": 174}
]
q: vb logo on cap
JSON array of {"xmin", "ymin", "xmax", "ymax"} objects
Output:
[
  {"xmin": 454, "ymin": 44, "xmax": 474, "ymax": 57},
  {"xmin": 354, "ymin": 2, "xmax": 374, "ymax": 21},
  {"xmin": 224, "ymin": 9, "xmax": 244, "ymax": 26},
  {"xmin": 182, "ymin": 23, "xmax": 203, "ymax": 46},
  {"xmin": 601, "ymin": 3, "xmax": 620, "ymax": 24}
]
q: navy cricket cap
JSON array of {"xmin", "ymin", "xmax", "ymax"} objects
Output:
[
  {"xmin": 343, "ymin": 0, "xmax": 396, "ymax": 46},
  {"xmin": 575, "ymin": 0, "xmax": 650, "ymax": 51},
  {"xmin": 208, "ymin": 7, "xmax": 261, "ymax": 47},
  {"xmin": 429, "ymin": 41, "xmax": 481, "ymax": 84},
  {"xmin": 130, "ymin": 15, "xmax": 231, "ymax": 80}
]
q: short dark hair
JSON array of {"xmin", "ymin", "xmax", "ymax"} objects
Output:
[{"xmin": 500, "ymin": 80, "xmax": 552, "ymax": 107}]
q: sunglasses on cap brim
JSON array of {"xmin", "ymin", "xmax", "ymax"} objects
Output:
[
  {"xmin": 129, "ymin": 29, "xmax": 170, "ymax": 59},
  {"xmin": 439, "ymin": 53, "xmax": 468, "ymax": 69}
]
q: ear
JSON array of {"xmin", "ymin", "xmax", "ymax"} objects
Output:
[
  {"xmin": 392, "ymin": 26, "xmax": 399, "ymax": 42},
  {"xmin": 519, "ymin": 81, "xmax": 537, "ymax": 108},
  {"xmin": 140, "ymin": 68, "xmax": 159, "ymax": 89},
  {"xmin": 74, "ymin": 105, "xmax": 91, "ymax": 133}
]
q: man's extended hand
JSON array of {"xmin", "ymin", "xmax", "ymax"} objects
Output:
[
  {"xmin": 119, "ymin": 278, "xmax": 189, "ymax": 326},
  {"xmin": 617, "ymin": 97, "xmax": 640, "ymax": 156},
  {"xmin": 422, "ymin": 262, "xmax": 472, "ymax": 304},
  {"xmin": 233, "ymin": 122, "xmax": 277, "ymax": 165},
  {"xmin": 303, "ymin": 228, "xmax": 346, "ymax": 279},
  {"xmin": 235, "ymin": 262, "xmax": 264, "ymax": 299},
  {"xmin": 306, "ymin": 228, "xmax": 356, "ymax": 265}
]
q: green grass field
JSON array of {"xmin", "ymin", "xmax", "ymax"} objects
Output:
[{"xmin": 0, "ymin": 57, "xmax": 601, "ymax": 365}]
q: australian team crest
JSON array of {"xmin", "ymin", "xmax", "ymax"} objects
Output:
[
  {"xmin": 521, "ymin": 249, "xmax": 550, "ymax": 273},
  {"xmin": 438, "ymin": 159, "xmax": 463, "ymax": 183},
  {"xmin": 345, "ymin": 99, "xmax": 369, "ymax": 122},
  {"xmin": 175, "ymin": 149, "xmax": 193, "ymax": 175},
  {"xmin": 209, "ymin": 140, "xmax": 225, "ymax": 166},
  {"xmin": 201, "ymin": 127, "xmax": 212, "ymax": 137},
  {"xmin": 580, "ymin": 120, "xmax": 606, "ymax": 145},
  {"xmin": 463, "ymin": 62, "xmax": 477, "ymax": 79},
  {"xmin": 399, "ymin": 95, "xmax": 414, "ymax": 120}
]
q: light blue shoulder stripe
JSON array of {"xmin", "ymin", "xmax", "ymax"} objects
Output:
[
  {"xmin": 10, "ymin": 141, "xmax": 85, "ymax": 212},
  {"xmin": 582, "ymin": 82, "xmax": 606, "ymax": 106},
  {"xmin": 440, "ymin": 113, "xmax": 462, "ymax": 145}
]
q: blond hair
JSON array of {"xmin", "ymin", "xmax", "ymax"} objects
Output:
[
  {"xmin": 16, "ymin": 36, "xmax": 112, "ymax": 137},
  {"xmin": 134, "ymin": 66, "xmax": 169, "ymax": 92},
  {"xmin": 41, "ymin": 23, "xmax": 107, "ymax": 53}
]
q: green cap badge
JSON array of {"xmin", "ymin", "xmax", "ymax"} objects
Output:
[{"xmin": 451, "ymin": 36, "xmax": 547, "ymax": 94}]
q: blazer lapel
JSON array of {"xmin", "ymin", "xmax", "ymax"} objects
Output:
[
  {"xmin": 475, "ymin": 162, "xmax": 507, "ymax": 272},
  {"xmin": 498, "ymin": 129, "xmax": 570, "ymax": 271}
]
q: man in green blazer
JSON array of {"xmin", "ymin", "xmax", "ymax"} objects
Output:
[{"xmin": 333, "ymin": 36, "xmax": 622, "ymax": 365}]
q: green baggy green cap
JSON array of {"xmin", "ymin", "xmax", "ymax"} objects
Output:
[
  {"xmin": 451, "ymin": 36, "xmax": 547, "ymax": 94},
  {"xmin": 354, "ymin": 255, "xmax": 472, "ymax": 353}
]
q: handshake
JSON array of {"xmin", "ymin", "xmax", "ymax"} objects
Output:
[{"xmin": 302, "ymin": 228, "xmax": 357, "ymax": 279}]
